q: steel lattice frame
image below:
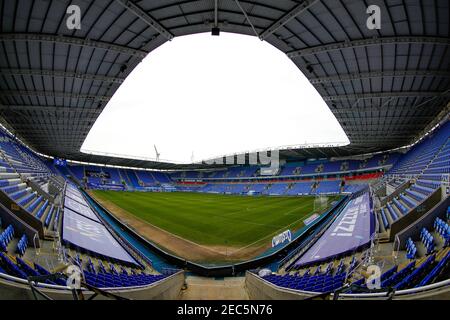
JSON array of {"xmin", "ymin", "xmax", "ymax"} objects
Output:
[{"xmin": 0, "ymin": 0, "xmax": 449, "ymax": 169}]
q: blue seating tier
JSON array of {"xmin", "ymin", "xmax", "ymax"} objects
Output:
[
  {"xmin": 262, "ymin": 272, "xmax": 346, "ymax": 293},
  {"xmin": 83, "ymin": 270, "xmax": 167, "ymax": 288}
]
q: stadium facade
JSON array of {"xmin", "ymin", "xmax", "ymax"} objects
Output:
[{"xmin": 0, "ymin": 0, "xmax": 448, "ymax": 300}]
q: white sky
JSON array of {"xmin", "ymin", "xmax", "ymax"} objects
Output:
[{"xmin": 81, "ymin": 32, "xmax": 349, "ymax": 163}]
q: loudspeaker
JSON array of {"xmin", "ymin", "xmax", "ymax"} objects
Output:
[{"xmin": 211, "ymin": 27, "xmax": 220, "ymax": 36}]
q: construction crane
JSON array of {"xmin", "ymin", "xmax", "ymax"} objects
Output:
[{"xmin": 154, "ymin": 145, "xmax": 160, "ymax": 161}]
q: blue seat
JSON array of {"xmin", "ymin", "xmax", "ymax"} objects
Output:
[
  {"xmin": 18, "ymin": 193, "xmax": 36, "ymax": 206},
  {"xmin": 82, "ymin": 268, "xmax": 167, "ymax": 288},
  {"xmin": 16, "ymin": 234, "xmax": 28, "ymax": 256},
  {"xmin": 381, "ymin": 261, "xmax": 415, "ymax": 288},
  {"xmin": 400, "ymin": 194, "xmax": 416, "ymax": 208},
  {"xmin": 0, "ymin": 225, "xmax": 15, "ymax": 252},
  {"xmin": 406, "ymin": 238, "xmax": 417, "ymax": 259},
  {"xmin": 395, "ymin": 255, "xmax": 435, "ymax": 290},
  {"xmin": 53, "ymin": 209, "xmax": 60, "ymax": 231},
  {"xmin": 35, "ymin": 199, "xmax": 49, "ymax": 219},
  {"xmin": 27, "ymin": 195, "xmax": 43, "ymax": 213},
  {"xmin": 0, "ymin": 252, "xmax": 28, "ymax": 279},
  {"xmin": 418, "ymin": 251, "xmax": 450, "ymax": 287},
  {"xmin": 380, "ymin": 208, "xmax": 389, "ymax": 229},
  {"xmin": 10, "ymin": 189, "xmax": 28, "ymax": 200},
  {"xmin": 386, "ymin": 203, "xmax": 399, "ymax": 221},
  {"xmin": 44, "ymin": 206, "xmax": 54, "ymax": 227}
]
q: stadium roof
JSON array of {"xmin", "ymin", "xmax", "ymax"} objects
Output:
[{"xmin": 0, "ymin": 0, "xmax": 449, "ymax": 169}]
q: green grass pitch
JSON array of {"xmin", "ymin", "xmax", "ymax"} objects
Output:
[{"xmin": 92, "ymin": 190, "xmax": 339, "ymax": 248}]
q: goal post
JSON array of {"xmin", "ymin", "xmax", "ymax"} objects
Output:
[{"xmin": 313, "ymin": 195, "xmax": 329, "ymax": 213}]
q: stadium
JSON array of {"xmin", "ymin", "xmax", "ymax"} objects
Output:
[{"xmin": 0, "ymin": 0, "xmax": 449, "ymax": 302}]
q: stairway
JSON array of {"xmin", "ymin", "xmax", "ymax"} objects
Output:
[{"xmin": 178, "ymin": 276, "xmax": 249, "ymax": 300}]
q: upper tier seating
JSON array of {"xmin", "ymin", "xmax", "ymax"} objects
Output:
[
  {"xmin": 389, "ymin": 121, "xmax": 450, "ymax": 177},
  {"xmin": 0, "ymin": 163, "xmax": 58, "ymax": 229},
  {"xmin": 377, "ymin": 125, "xmax": 449, "ymax": 231}
]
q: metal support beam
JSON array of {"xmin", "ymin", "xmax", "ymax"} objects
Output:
[
  {"xmin": 411, "ymin": 89, "xmax": 450, "ymax": 108},
  {"xmin": 214, "ymin": 0, "xmax": 219, "ymax": 27},
  {"xmin": 12, "ymin": 127, "xmax": 89, "ymax": 133},
  {"xmin": 324, "ymin": 91, "xmax": 446, "ymax": 102},
  {"xmin": 9, "ymin": 122, "xmax": 94, "ymax": 129},
  {"xmin": 0, "ymin": 90, "xmax": 110, "ymax": 102},
  {"xmin": 310, "ymin": 70, "xmax": 450, "ymax": 84},
  {"xmin": 348, "ymin": 129, "xmax": 421, "ymax": 134},
  {"xmin": 259, "ymin": 0, "xmax": 318, "ymax": 40},
  {"xmin": 287, "ymin": 36, "xmax": 450, "ymax": 58},
  {"xmin": 0, "ymin": 104, "xmax": 102, "ymax": 115},
  {"xmin": 114, "ymin": 0, "xmax": 174, "ymax": 40},
  {"xmin": 0, "ymin": 33, "xmax": 148, "ymax": 58},
  {"xmin": 234, "ymin": 0, "xmax": 260, "ymax": 37},
  {"xmin": 332, "ymin": 104, "xmax": 439, "ymax": 113},
  {"xmin": 0, "ymin": 69, "xmax": 125, "ymax": 84},
  {"xmin": 349, "ymin": 137, "xmax": 413, "ymax": 141},
  {"xmin": 337, "ymin": 116, "xmax": 434, "ymax": 121},
  {"xmin": 409, "ymin": 102, "xmax": 450, "ymax": 146},
  {"xmin": 344, "ymin": 123, "xmax": 430, "ymax": 129},
  {"xmin": 348, "ymin": 136, "xmax": 413, "ymax": 142},
  {"xmin": 25, "ymin": 139, "xmax": 83, "ymax": 144}
]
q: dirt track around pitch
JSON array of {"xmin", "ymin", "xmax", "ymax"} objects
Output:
[{"xmin": 88, "ymin": 191, "xmax": 270, "ymax": 262}]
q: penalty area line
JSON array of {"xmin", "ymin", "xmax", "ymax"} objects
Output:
[
  {"xmin": 230, "ymin": 206, "xmax": 317, "ymax": 256},
  {"xmin": 229, "ymin": 199, "xmax": 335, "ymax": 256}
]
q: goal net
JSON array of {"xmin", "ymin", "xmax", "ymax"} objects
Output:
[{"xmin": 313, "ymin": 195, "xmax": 329, "ymax": 213}]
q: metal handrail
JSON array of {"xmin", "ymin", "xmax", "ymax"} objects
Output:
[{"xmin": 32, "ymin": 234, "xmax": 40, "ymax": 256}]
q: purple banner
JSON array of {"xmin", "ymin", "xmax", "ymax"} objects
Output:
[
  {"xmin": 66, "ymin": 184, "xmax": 79, "ymax": 194},
  {"xmin": 63, "ymin": 208, "xmax": 137, "ymax": 265},
  {"xmin": 64, "ymin": 196, "xmax": 100, "ymax": 222},
  {"xmin": 66, "ymin": 185, "xmax": 81, "ymax": 195},
  {"xmin": 65, "ymin": 189, "xmax": 86, "ymax": 205},
  {"xmin": 295, "ymin": 192, "xmax": 373, "ymax": 267}
]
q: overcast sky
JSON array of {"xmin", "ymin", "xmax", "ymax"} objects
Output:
[{"xmin": 81, "ymin": 32, "xmax": 349, "ymax": 164}]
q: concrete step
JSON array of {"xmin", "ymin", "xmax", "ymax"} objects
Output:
[{"xmin": 179, "ymin": 276, "xmax": 249, "ymax": 300}]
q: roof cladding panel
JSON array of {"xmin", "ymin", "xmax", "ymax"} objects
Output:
[
  {"xmin": 41, "ymin": 1, "xmax": 70, "ymax": 34},
  {"xmin": 0, "ymin": 0, "xmax": 449, "ymax": 169}
]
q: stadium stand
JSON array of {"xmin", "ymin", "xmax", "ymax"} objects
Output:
[
  {"xmin": 5, "ymin": 117, "xmax": 446, "ymax": 297},
  {"xmin": 0, "ymin": 132, "xmax": 181, "ymax": 298},
  {"xmin": 247, "ymin": 120, "xmax": 449, "ymax": 299},
  {"xmin": 375, "ymin": 122, "xmax": 450, "ymax": 232},
  {"xmin": 0, "ymin": 0, "xmax": 449, "ymax": 301},
  {"xmin": 315, "ymin": 180, "xmax": 341, "ymax": 194}
]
